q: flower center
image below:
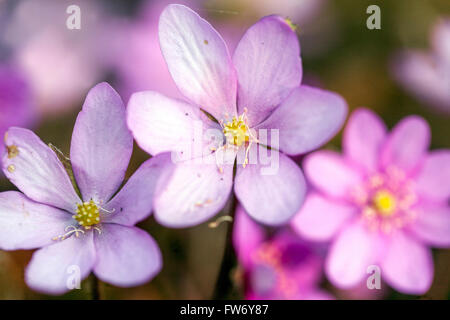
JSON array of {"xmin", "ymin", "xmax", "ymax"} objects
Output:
[
  {"xmin": 223, "ymin": 114, "xmax": 250, "ymax": 147},
  {"xmin": 74, "ymin": 200, "xmax": 100, "ymax": 227},
  {"xmin": 373, "ymin": 190, "xmax": 396, "ymax": 217}
]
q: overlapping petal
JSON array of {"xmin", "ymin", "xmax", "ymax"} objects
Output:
[
  {"xmin": 233, "ymin": 15, "xmax": 302, "ymax": 126},
  {"xmin": 407, "ymin": 205, "xmax": 450, "ymax": 248},
  {"xmin": 415, "ymin": 150, "xmax": 450, "ymax": 201}
]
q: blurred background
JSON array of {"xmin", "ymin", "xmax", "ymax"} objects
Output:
[{"xmin": 0, "ymin": 0, "xmax": 449, "ymax": 299}]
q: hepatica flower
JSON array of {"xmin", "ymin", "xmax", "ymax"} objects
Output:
[
  {"xmin": 127, "ymin": 4, "xmax": 347, "ymax": 227},
  {"xmin": 233, "ymin": 206, "xmax": 332, "ymax": 300},
  {"xmin": 392, "ymin": 18, "xmax": 450, "ymax": 113},
  {"xmin": 292, "ymin": 108, "xmax": 450, "ymax": 294},
  {"xmin": 0, "ymin": 83, "xmax": 170, "ymax": 294}
]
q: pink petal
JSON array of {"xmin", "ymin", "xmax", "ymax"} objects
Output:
[
  {"xmin": 234, "ymin": 149, "xmax": 306, "ymax": 225},
  {"xmin": 303, "ymin": 151, "xmax": 363, "ymax": 199},
  {"xmin": 380, "ymin": 231, "xmax": 433, "ymax": 295},
  {"xmin": 325, "ymin": 221, "xmax": 380, "ymax": 288},
  {"xmin": 93, "ymin": 224, "xmax": 161, "ymax": 287},
  {"xmin": 343, "ymin": 108, "xmax": 387, "ymax": 173},
  {"xmin": 232, "ymin": 205, "xmax": 265, "ymax": 268},
  {"xmin": 127, "ymin": 91, "xmax": 219, "ymax": 159},
  {"xmin": 233, "ymin": 15, "xmax": 302, "ymax": 126},
  {"xmin": 25, "ymin": 232, "xmax": 96, "ymax": 295},
  {"xmin": 415, "ymin": 150, "xmax": 450, "ymax": 201},
  {"xmin": 380, "ymin": 116, "xmax": 430, "ymax": 174},
  {"xmin": 70, "ymin": 82, "xmax": 133, "ymax": 203},
  {"xmin": 407, "ymin": 204, "xmax": 450, "ymax": 248},
  {"xmin": 291, "ymin": 192, "xmax": 356, "ymax": 242},
  {"xmin": 102, "ymin": 153, "xmax": 174, "ymax": 226},
  {"xmin": 154, "ymin": 152, "xmax": 234, "ymax": 228},
  {"xmin": 158, "ymin": 4, "xmax": 237, "ymax": 120},
  {"xmin": 256, "ymin": 85, "xmax": 347, "ymax": 155},
  {"xmin": 0, "ymin": 191, "xmax": 71, "ymax": 250},
  {"xmin": 2, "ymin": 127, "xmax": 81, "ymax": 212}
]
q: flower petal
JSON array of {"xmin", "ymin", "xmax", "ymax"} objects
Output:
[
  {"xmin": 233, "ymin": 15, "xmax": 302, "ymax": 126},
  {"xmin": 343, "ymin": 108, "xmax": 387, "ymax": 173},
  {"xmin": 325, "ymin": 221, "xmax": 380, "ymax": 288},
  {"xmin": 70, "ymin": 82, "xmax": 133, "ymax": 203},
  {"xmin": 158, "ymin": 4, "xmax": 237, "ymax": 120},
  {"xmin": 234, "ymin": 149, "xmax": 306, "ymax": 225},
  {"xmin": 407, "ymin": 204, "xmax": 450, "ymax": 248},
  {"xmin": 303, "ymin": 151, "xmax": 363, "ymax": 200},
  {"xmin": 25, "ymin": 232, "xmax": 96, "ymax": 295},
  {"xmin": 232, "ymin": 205, "xmax": 265, "ymax": 268},
  {"xmin": 2, "ymin": 127, "xmax": 80, "ymax": 212},
  {"xmin": 415, "ymin": 150, "xmax": 450, "ymax": 201},
  {"xmin": 102, "ymin": 153, "xmax": 174, "ymax": 226},
  {"xmin": 380, "ymin": 231, "xmax": 433, "ymax": 295},
  {"xmin": 127, "ymin": 91, "xmax": 220, "ymax": 159},
  {"xmin": 380, "ymin": 116, "xmax": 430, "ymax": 174},
  {"xmin": 256, "ymin": 86, "xmax": 347, "ymax": 155},
  {"xmin": 93, "ymin": 224, "xmax": 162, "ymax": 287},
  {"xmin": 0, "ymin": 191, "xmax": 72, "ymax": 250},
  {"xmin": 291, "ymin": 193, "xmax": 356, "ymax": 242},
  {"xmin": 154, "ymin": 152, "xmax": 234, "ymax": 228}
]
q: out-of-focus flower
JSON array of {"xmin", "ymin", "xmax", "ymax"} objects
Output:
[
  {"xmin": 0, "ymin": 83, "xmax": 171, "ymax": 294},
  {"xmin": 392, "ymin": 19, "xmax": 450, "ymax": 114},
  {"xmin": 233, "ymin": 206, "xmax": 332, "ymax": 300},
  {"xmin": 0, "ymin": 64, "xmax": 36, "ymax": 173},
  {"xmin": 292, "ymin": 108, "xmax": 450, "ymax": 295},
  {"xmin": 127, "ymin": 4, "xmax": 347, "ymax": 228},
  {"xmin": 3, "ymin": 0, "xmax": 111, "ymax": 114}
]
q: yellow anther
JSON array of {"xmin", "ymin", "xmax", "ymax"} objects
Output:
[
  {"xmin": 75, "ymin": 200, "xmax": 100, "ymax": 227},
  {"xmin": 373, "ymin": 190, "xmax": 396, "ymax": 217},
  {"xmin": 223, "ymin": 114, "xmax": 250, "ymax": 147}
]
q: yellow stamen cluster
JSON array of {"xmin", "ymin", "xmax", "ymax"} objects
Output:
[
  {"xmin": 223, "ymin": 114, "xmax": 250, "ymax": 147},
  {"xmin": 373, "ymin": 190, "xmax": 396, "ymax": 217},
  {"xmin": 73, "ymin": 200, "xmax": 100, "ymax": 227}
]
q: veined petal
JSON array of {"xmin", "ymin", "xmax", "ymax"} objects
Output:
[
  {"xmin": 25, "ymin": 232, "xmax": 96, "ymax": 295},
  {"xmin": 343, "ymin": 108, "xmax": 387, "ymax": 173},
  {"xmin": 154, "ymin": 151, "xmax": 234, "ymax": 228},
  {"xmin": 380, "ymin": 116, "xmax": 430, "ymax": 174},
  {"xmin": 0, "ymin": 191, "xmax": 72, "ymax": 250},
  {"xmin": 234, "ymin": 148, "xmax": 306, "ymax": 225},
  {"xmin": 257, "ymin": 86, "xmax": 347, "ymax": 155},
  {"xmin": 70, "ymin": 83, "xmax": 133, "ymax": 203},
  {"xmin": 103, "ymin": 153, "xmax": 175, "ymax": 226},
  {"xmin": 2, "ymin": 127, "xmax": 80, "ymax": 212},
  {"xmin": 94, "ymin": 224, "xmax": 162, "ymax": 287},
  {"xmin": 303, "ymin": 151, "xmax": 363, "ymax": 200},
  {"xmin": 233, "ymin": 15, "xmax": 302, "ymax": 126},
  {"xmin": 159, "ymin": 4, "xmax": 237, "ymax": 120},
  {"xmin": 291, "ymin": 193, "xmax": 356, "ymax": 242},
  {"xmin": 415, "ymin": 150, "xmax": 450, "ymax": 201},
  {"xmin": 127, "ymin": 91, "xmax": 221, "ymax": 159},
  {"xmin": 380, "ymin": 231, "xmax": 433, "ymax": 295}
]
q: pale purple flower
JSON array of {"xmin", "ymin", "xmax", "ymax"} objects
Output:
[
  {"xmin": 0, "ymin": 64, "xmax": 36, "ymax": 174},
  {"xmin": 233, "ymin": 206, "xmax": 333, "ymax": 300},
  {"xmin": 392, "ymin": 18, "xmax": 450, "ymax": 113},
  {"xmin": 292, "ymin": 108, "xmax": 450, "ymax": 294},
  {"xmin": 0, "ymin": 83, "xmax": 171, "ymax": 295},
  {"xmin": 127, "ymin": 4, "xmax": 347, "ymax": 227}
]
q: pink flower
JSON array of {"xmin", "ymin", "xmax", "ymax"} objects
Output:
[
  {"xmin": 127, "ymin": 4, "xmax": 347, "ymax": 227},
  {"xmin": 0, "ymin": 64, "xmax": 36, "ymax": 174},
  {"xmin": 292, "ymin": 108, "xmax": 450, "ymax": 294},
  {"xmin": 233, "ymin": 206, "xmax": 333, "ymax": 300},
  {"xmin": 0, "ymin": 83, "xmax": 171, "ymax": 294},
  {"xmin": 392, "ymin": 18, "xmax": 450, "ymax": 114}
]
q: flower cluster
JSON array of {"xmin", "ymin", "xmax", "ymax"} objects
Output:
[{"xmin": 0, "ymin": 4, "xmax": 448, "ymax": 299}]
